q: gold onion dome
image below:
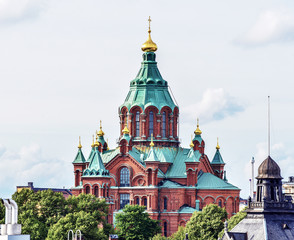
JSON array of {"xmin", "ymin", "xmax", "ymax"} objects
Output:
[
  {"xmin": 98, "ymin": 120, "xmax": 104, "ymax": 137},
  {"xmin": 189, "ymin": 135, "xmax": 194, "ymax": 148},
  {"xmin": 94, "ymin": 132, "xmax": 100, "ymax": 147},
  {"xmin": 78, "ymin": 136, "xmax": 82, "ymax": 149},
  {"xmin": 141, "ymin": 16, "xmax": 157, "ymax": 52},
  {"xmin": 216, "ymin": 138, "xmax": 220, "ymax": 150},
  {"xmin": 122, "ymin": 125, "xmax": 130, "ymax": 135},
  {"xmin": 91, "ymin": 135, "xmax": 95, "ymax": 148},
  {"xmin": 194, "ymin": 118, "xmax": 202, "ymax": 135}
]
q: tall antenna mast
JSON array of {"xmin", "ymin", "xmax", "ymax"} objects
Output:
[{"xmin": 268, "ymin": 96, "xmax": 270, "ymax": 156}]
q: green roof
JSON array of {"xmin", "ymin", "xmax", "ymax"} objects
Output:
[
  {"xmin": 178, "ymin": 206, "xmax": 197, "ymax": 213},
  {"xmin": 73, "ymin": 149, "xmax": 86, "ymax": 164},
  {"xmin": 120, "ymin": 52, "xmax": 177, "ymax": 112},
  {"xmin": 211, "ymin": 149, "xmax": 225, "ymax": 164},
  {"xmin": 83, "ymin": 148, "xmax": 109, "ymax": 177},
  {"xmin": 86, "ymin": 147, "xmax": 95, "ymax": 163},
  {"xmin": 185, "ymin": 148, "xmax": 201, "ymax": 163},
  {"xmin": 159, "ymin": 180, "xmax": 185, "ymax": 188},
  {"xmin": 193, "ymin": 134, "xmax": 203, "ymax": 143},
  {"xmin": 197, "ymin": 172, "xmax": 239, "ymax": 190},
  {"xmin": 145, "ymin": 146, "xmax": 160, "ymax": 162}
]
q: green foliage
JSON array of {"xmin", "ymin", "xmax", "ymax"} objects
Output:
[
  {"xmin": 152, "ymin": 233, "xmax": 167, "ymax": 240},
  {"xmin": 185, "ymin": 204, "xmax": 227, "ymax": 240},
  {"xmin": 11, "ymin": 190, "xmax": 113, "ymax": 240},
  {"xmin": 46, "ymin": 211, "xmax": 107, "ymax": 240},
  {"xmin": 115, "ymin": 204, "xmax": 161, "ymax": 240},
  {"xmin": 170, "ymin": 226, "xmax": 186, "ymax": 240},
  {"xmin": 218, "ymin": 208, "xmax": 247, "ymax": 238},
  {"xmin": 0, "ymin": 199, "xmax": 5, "ymax": 224}
]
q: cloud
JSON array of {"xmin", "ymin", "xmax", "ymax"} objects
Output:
[
  {"xmin": 0, "ymin": 143, "xmax": 72, "ymax": 198},
  {"xmin": 182, "ymin": 88, "xmax": 243, "ymax": 122},
  {"xmin": 0, "ymin": 0, "xmax": 47, "ymax": 24},
  {"xmin": 236, "ymin": 9, "xmax": 294, "ymax": 46},
  {"xmin": 244, "ymin": 142, "xmax": 294, "ymax": 184}
]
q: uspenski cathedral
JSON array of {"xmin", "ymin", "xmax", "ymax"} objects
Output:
[{"xmin": 71, "ymin": 18, "xmax": 240, "ymax": 237}]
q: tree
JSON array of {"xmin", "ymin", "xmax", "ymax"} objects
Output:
[
  {"xmin": 115, "ymin": 205, "xmax": 161, "ymax": 240},
  {"xmin": 169, "ymin": 226, "xmax": 186, "ymax": 240},
  {"xmin": 0, "ymin": 199, "xmax": 5, "ymax": 224},
  {"xmin": 218, "ymin": 208, "xmax": 247, "ymax": 238},
  {"xmin": 46, "ymin": 211, "xmax": 107, "ymax": 240},
  {"xmin": 185, "ymin": 204, "xmax": 227, "ymax": 240}
]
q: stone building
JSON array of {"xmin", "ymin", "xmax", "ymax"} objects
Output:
[
  {"xmin": 71, "ymin": 20, "xmax": 240, "ymax": 237},
  {"xmin": 222, "ymin": 156, "xmax": 294, "ymax": 240}
]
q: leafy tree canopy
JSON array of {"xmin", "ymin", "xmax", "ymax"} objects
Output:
[
  {"xmin": 0, "ymin": 199, "xmax": 5, "ymax": 224},
  {"xmin": 8, "ymin": 189, "xmax": 112, "ymax": 240},
  {"xmin": 115, "ymin": 204, "xmax": 161, "ymax": 240},
  {"xmin": 185, "ymin": 204, "xmax": 227, "ymax": 240}
]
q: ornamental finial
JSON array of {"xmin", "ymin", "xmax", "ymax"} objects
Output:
[
  {"xmin": 216, "ymin": 137, "xmax": 220, "ymax": 150},
  {"xmin": 141, "ymin": 16, "xmax": 157, "ymax": 52},
  {"xmin": 78, "ymin": 136, "xmax": 82, "ymax": 149},
  {"xmin": 107, "ymin": 138, "xmax": 109, "ymax": 150},
  {"xmin": 150, "ymin": 133, "xmax": 154, "ymax": 147},
  {"xmin": 122, "ymin": 125, "xmax": 130, "ymax": 135},
  {"xmin": 98, "ymin": 120, "xmax": 105, "ymax": 136},
  {"xmin": 94, "ymin": 131, "xmax": 99, "ymax": 147},
  {"xmin": 91, "ymin": 134, "xmax": 95, "ymax": 148},
  {"xmin": 194, "ymin": 118, "xmax": 202, "ymax": 135},
  {"xmin": 190, "ymin": 135, "xmax": 194, "ymax": 148}
]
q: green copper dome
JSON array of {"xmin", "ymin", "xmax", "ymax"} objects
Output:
[{"xmin": 120, "ymin": 52, "xmax": 177, "ymax": 112}]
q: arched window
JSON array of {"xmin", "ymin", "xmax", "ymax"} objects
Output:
[
  {"xmin": 162, "ymin": 112, "xmax": 166, "ymax": 137},
  {"xmin": 135, "ymin": 197, "xmax": 140, "ymax": 205},
  {"xmin": 120, "ymin": 194, "xmax": 130, "ymax": 209},
  {"xmin": 218, "ymin": 200, "xmax": 222, "ymax": 207},
  {"xmin": 94, "ymin": 186, "xmax": 99, "ymax": 197},
  {"xmin": 85, "ymin": 186, "xmax": 90, "ymax": 194},
  {"xmin": 135, "ymin": 111, "xmax": 140, "ymax": 137},
  {"xmin": 149, "ymin": 111, "xmax": 154, "ymax": 137},
  {"xmin": 120, "ymin": 167, "xmax": 130, "ymax": 187},
  {"xmin": 164, "ymin": 197, "xmax": 167, "ymax": 210},
  {"xmin": 164, "ymin": 222, "xmax": 167, "ymax": 237},
  {"xmin": 143, "ymin": 197, "xmax": 147, "ymax": 208}
]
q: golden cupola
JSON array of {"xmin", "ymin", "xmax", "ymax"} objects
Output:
[
  {"xmin": 141, "ymin": 16, "xmax": 157, "ymax": 52},
  {"xmin": 194, "ymin": 118, "xmax": 202, "ymax": 135}
]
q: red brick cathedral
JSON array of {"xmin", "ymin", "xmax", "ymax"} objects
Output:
[{"xmin": 71, "ymin": 20, "xmax": 240, "ymax": 237}]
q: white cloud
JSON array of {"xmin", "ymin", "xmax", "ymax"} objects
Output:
[
  {"xmin": 0, "ymin": 0, "xmax": 47, "ymax": 24},
  {"xmin": 182, "ymin": 88, "xmax": 243, "ymax": 123},
  {"xmin": 237, "ymin": 9, "xmax": 294, "ymax": 46},
  {"xmin": 0, "ymin": 143, "xmax": 72, "ymax": 198}
]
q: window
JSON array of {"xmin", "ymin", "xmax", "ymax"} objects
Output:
[
  {"xmin": 120, "ymin": 167, "xmax": 130, "ymax": 187},
  {"xmin": 164, "ymin": 222, "xmax": 167, "ymax": 237},
  {"xmin": 135, "ymin": 197, "xmax": 140, "ymax": 205},
  {"xmin": 143, "ymin": 197, "xmax": 147, "ymax": 208},
  {"xmin": 162, "ymin": 112, "xmax": 166, "ymax": 137},
  {"xmin": 218, "ymin": 200, "xmax": 222, "ymax": 207},
  {"xmin": 164, "ymin": 197, "xmax": 167, "ymax": 210},
  {"xmin": 94, "ymin": 186, "xmax": 99, "ymax": 197},
  {"xmin": 149, "ymin": 111, "xmax": 154, "ymax": 136},
  {"xmin": 120, "ymin": 194, "xmax": 130, "ymax": 209},
  {"xmin": 85, "ymin": 186, "xmax": 90, "ymax": 194},
  {"xmin": 135, "ymin": 111, "xmax": 140, "ymax": 137}
]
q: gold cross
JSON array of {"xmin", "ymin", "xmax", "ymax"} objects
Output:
[{"xmin": 148, "ymin": 16, "xmax": 151, "ymax": 31}]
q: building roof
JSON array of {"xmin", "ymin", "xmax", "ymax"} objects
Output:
[
  {"xmin": 257, "ymin": 156, "xmax": 282, "ymax": 179},
  {"xmin": 120, "ymin": 52, "xmax": 177, "ymax": 112},
  {"xmin": 73, "ymin": 148, "xmax": 86, "ymax": 164},
  {"xmin": 211, "ymin": 149, "xmax": 225, "ymax": 164},
  {"xmin": 197, "ymin": 172, "xmax": 239, "ymax": 190}
]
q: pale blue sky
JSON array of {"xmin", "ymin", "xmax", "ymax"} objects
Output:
[{"xmin": 0, "ymin": 0, "xmax": 294, "ymax": 198}]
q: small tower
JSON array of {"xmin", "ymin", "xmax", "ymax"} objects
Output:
[
  {"xmin": 73, "ymin": 137, "xmax": 86, "ymax": 187},
  {"xmin": 211, "ymin": 138, "xmax": 225, "ymax": 179},
  {"xmin": 97, "ymin": 120, "xmax": 108, "ymax": 152},
  {"xmin": 145, "ymin": 134, "xmax": 160, "ymax": 186},
  {"xmin": 192, "ymin": 119, "xmax": 205, "ymax": 154},
  {"xmin": 185, "ymin": 138, "xmax": 200, "ymax": 186},
  {"xmin": 119, "ymin": 125, "xmax": 132, "ymax": 155},
  {"xmin": 256, "ymin": 156, "xmax": 283, "ymax": 202}
]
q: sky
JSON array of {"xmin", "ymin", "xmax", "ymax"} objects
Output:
[{"xmin": 0, "ymin": 0, "xmax": 294, "ymax": 199}]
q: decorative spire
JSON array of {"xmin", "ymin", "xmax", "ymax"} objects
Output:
[
  {"xmin": 216, "ymin": 137, "xmax": 220, "ymax": 150},
  {"xmin": 150, "ymin": 133, "xmax": 154, "ymax": 147},
  {"xmin": 78, "ymin": 136, "xmax": 82, "ymax": 149},
  {"xmin": 91, "ymin": 135, "xmax": 95, "ymax": 148},
  {"xmin": 94, "ymin": 131, "xmax": 100, "ymax": 147},
  {"xmin": 189, "ymin": 135, "xmax": 194, "ymax": 148},
  {"xmin": 141, "ymin": 16, "xmax": 157, "ymax": 52},
  {"xmin": 122, "ymin": 125, "xmax": 130, "ymax": 135},
  {"xmin": 97, "ymin": 120, "xmax": 105, "ymax": 137},
  {"xmin": 194, "ymin": 118, "xmax": 202, "ymax": 135}
]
